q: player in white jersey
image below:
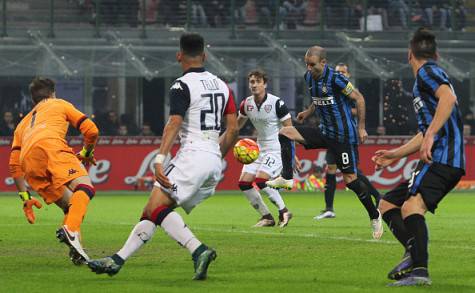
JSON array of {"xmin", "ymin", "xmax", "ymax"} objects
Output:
[
  {"xmin": 237, "ymin": 69, "xmax": 294, "ymax": 228},
  {"xmin": 88, "ymin": 33, "xmax": 239, "ymax": 281}
]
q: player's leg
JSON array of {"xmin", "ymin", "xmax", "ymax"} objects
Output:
[
  {"xmin": 315, "ymin": 150, "xmax": 337, "ymax": 220},
  {"xmin": 379, "ymin": 183, "xmax": 412, "ymax": 280},
  {"xmin": 337, "ymin": 143, "xmax": 382, "ymax": 238},
  {"xmin": 89, "ymin": 151, "xmax": 219, "ymax": 280},
  {"xmin": 357, "ymin": 170, "xmax": 381, "ymax": 206},
  {"xmin": 389, "ymin": 163, "xmax": 463, "ymax": 286},
  {"xmin": 238, "ymin": 163, "xmax": 274, "ymax": 227},
  {"xmin": 278, "ymin": 126, "xmax": 303, "ymax": 181},
  {"xmin": 255, "ymin": 152, "xmax": 292, "ymax": 227},
  {"xmin": 55, "ymin": 175, "xmax": 95, "ymax": 264},
  {"xmin": 267, "ymin": 126, "xmax": 325, "ymax": 189}
]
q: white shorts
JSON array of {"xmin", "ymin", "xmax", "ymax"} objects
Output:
[
  {"xmin": 242, "ymin": 151, "xmax": 282, "ymax": 178},
  {"xmin": 154, "ymin": 149, "xmax": 222, "ymax": 214}
]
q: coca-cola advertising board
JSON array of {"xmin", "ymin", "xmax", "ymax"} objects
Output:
[{"xmin": 1, "ymin": 136, "xmax": 474, "ymax": 191}]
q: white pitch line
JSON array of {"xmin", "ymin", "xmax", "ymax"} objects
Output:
[{"xmin": 2, "ymin": 221, "xmax": 475, "ymax": 251}]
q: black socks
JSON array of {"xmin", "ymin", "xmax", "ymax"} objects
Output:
[
  {"xmin": 404, "ymin": 214, "xmax": 429, "ymax": 269},
  {"xmin": 324, "ymin": 173, "xmax": 336, "ymax": 211},
  {"xmin": 346, "ymin": 178, "xmax": 380, "ymax": 219},
  {"xmin": 382, "ymin": 208, "xmax": 410, "ymax": 248},
  {"xmin": 279, "ymin": 134, "xmax": 294, "ymax": 180}
]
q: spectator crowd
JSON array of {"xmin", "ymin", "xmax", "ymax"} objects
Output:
[{"xmin": 76, "ymin": 0, "xmax": 470, "ymax": 31}]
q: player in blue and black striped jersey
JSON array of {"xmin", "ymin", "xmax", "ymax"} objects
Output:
[
  {"xmin": 267, "ymin": 46, "xmax": 383, "ymax": 240},
  {"xmin": 315, "ymin": 63, "xmax": 381, "ymax": 220},
  {"xmin": 374, "ymin": 28, "xmax": 465, "ymax": 287}
]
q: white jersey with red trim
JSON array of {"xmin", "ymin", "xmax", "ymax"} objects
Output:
[
  {"xmin": 169, "ymin": 68, "xmax": 236, "ymax": 155},
  {"xmin": 239, "ymin": 93, "xmax": 291, "ymax": 153}
]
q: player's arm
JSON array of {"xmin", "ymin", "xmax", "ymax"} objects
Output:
[
  {"xmin": 296, "ymin": 103, "xmax": 315, "ymax": 123},
  {"xmin": 219, "ymin": 87, "xmax": 239, "ymax": 157},
  {"xmin": 372, "ymin": 132, "xmax": 423, "ymax": 170},
  {"xmin": 420, "ymin": 84, "xmax": 457, "ymax": 163},
  {"xmin": 237, "ymin": 100, "xmax": 249, "ymax": 130},
  {"xmin": 9, "ymin": 126, "xmax": 43, "ymax": 224},
  {"xmin": 154, "ymin": 80, "xmax": 189, "ymax": 188},
  {"xmin": 64, "ymin": 101, "xmax": 99, "ymax": 165},
  {"xmin": 347, "ymin": 89, "xmax": 367, "ymax": 143}
]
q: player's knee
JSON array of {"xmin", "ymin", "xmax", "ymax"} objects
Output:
[
  {"xmin": 343, "ymin": 173, "xmax": 357, "ymax": 184},
  {"xmin": 254, "ymin": 178, "xmax": 267, "ymax": 190},
  {"xmin": 327, "ymin": 164, "xmax": 337, "ymax": 174},
  {"xmin": 401, "ymin": 195, "xmax": 426, "ymax": 217},
  {"xmin": 74, "ymin": 184, "xmax": 95, "ymax": 200},
  {"xmin": 238, "ymin": 181, "xmax": 253, "ymax": 191},
  {"xmin": 378, "ymin": 199, "xmax": 396, "ymax": 214},
  {"xmin": 146, "ymin": 205, "xmax": 174, "ymax": 226}
]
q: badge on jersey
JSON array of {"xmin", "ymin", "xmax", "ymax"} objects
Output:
[{"xmin": 342, "ymin": 82, "xmax": 354, "ymax": 96}]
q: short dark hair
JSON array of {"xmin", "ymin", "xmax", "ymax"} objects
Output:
[
  {"xmin": 336, "ymin": 62, "xmax": 349, "ymax": 71},
  {"xmin": 248, "ymin": 69, "xmax": 268, "ymax": 83},
  {"xmin": 410, "ymin": 28, "xmax": 437, "ymax": 60},
  {"xmin": 180, "ymin": 33, "xmax": 204, "ymax": 57},
  {"xmin": 29, "ymin": 77, "xmax": 55, "ymax": 104}
]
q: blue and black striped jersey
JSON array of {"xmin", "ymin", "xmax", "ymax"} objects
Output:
[
  {"xmin": 305, "ymin": 65, "xmax": 358, "ymax": 144},
  {"xmin": 413, "ymin": 60, "xmax": 465, "ymax": 170}
]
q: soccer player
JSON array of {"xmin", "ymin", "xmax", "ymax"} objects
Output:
[
  {"xmin": 315, "ymin": 63, "xmax": 381, "ymax": 220},
  {"xmin": 266, "ymin": 46, "xmax": 383, "ymax": 239},
  {"xmin": 237, "ymin": 69, "xmax": 293, "ymax": 228},
  {"xmin": 373, "ymin": 28, "xmax": 465, "ymax": 286},
  {"xmin": 87, "ymin": 33, "xmax": 239, "ymax": 280},
  {"xmin": 9, "ymin": 77, "xmax": 98, "ymax": 265}
]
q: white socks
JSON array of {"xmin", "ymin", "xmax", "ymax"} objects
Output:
[
  {"xmin": 160, "ymin": 211, "xmax": 202, "ymax": 254},
  {"xmin": 117, "ymin": 220, "xmax": 157, "ymax": 261},
  {"xmin": 262, "ymin": 187, "xmax": 286, "ymax": 210},
  {"xmin": 243, "ymin": 188, "xmax": 271, "ymax": 216}
]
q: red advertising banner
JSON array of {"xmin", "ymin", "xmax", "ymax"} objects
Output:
[{"xmin": 1, "ymin": 136, "xmax": 474, "ymax": 191}]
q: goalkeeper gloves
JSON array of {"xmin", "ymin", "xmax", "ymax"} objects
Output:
[
  {"xmin": 76, "ymin": 146, "xmax": 96, "ymax": 166},
  {"xmin": 18, "ymin": 191, "xmax": 43, "ymax": 224}
]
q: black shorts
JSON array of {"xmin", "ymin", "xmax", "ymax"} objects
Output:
[
  {"xmin": 325, "ymin": 150, "xmax": 336, "ymax": 165},
  {"xmin": 383, "ymin": 162, "xmax": 464, "ymax": 213},
  {"xmin": 295, "ymin": 125, "xmax": 359, "ymax": 174}
]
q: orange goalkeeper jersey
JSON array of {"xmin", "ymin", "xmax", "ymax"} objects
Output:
[{"xmin": 9, "ymin": 98, "xmax": 98, "ymax": 177}]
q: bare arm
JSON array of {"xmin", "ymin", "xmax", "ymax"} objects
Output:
[
  {"xmin": 154, "ymin": 115, "xmax": 183, "ymax": 188},
  {"xmin": 158, "ymin": 115, "xmax": 182, "ymax": 156},
  {"xmin": 348, "ymin": 89, "xmax": 365, "ymax": 130},
  {"xmin": 348, "ymin": 89, "xmax": 367, "ymax": 143},
  {"xmin": 237, "ymin": 115, "xmax": 249, "ymax": 130},
  {"xmin": 220, "ymin": 113, "xmax": 239, "ymax": 157},
  {"xmin": 13, "ymin": 177, "xmax": 28, "ymax": 192},
  {"xmin": 420, "ymin": 84, "xmax": 457, "ymax": 163},
  {"xmin": 372, "ymin": 132, "xmax": 423, "ymax": 169},
  {"xmin": 296, "ymin": 103, "xmax": 316, "ymax": 123}
]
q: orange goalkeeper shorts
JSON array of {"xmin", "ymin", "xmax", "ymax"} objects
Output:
[{"xmin": 21, "ymin": 139, "xmax": 88, "ymax": 204}]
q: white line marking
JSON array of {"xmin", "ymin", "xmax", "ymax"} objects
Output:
[{"xmin": 2, "ymin": 222, "xmax": 474, "ymax": 251}]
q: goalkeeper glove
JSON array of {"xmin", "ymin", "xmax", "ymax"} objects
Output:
[
  {"xmin": 19, "ymin": 191, "xmax": 43, "ymax": 224},
  {"xmin": 76, "ymin": 146, "xmax": 96, "ymax": 166}
]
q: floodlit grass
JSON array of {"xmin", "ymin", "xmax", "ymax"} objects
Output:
[{"xmin": 1, "ymin": 190, "xmax": 475, "ymax": 292}]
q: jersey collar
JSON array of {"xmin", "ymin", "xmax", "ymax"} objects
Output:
[
  {"xmin": 320, "ymin": 64, "xmax": 330, "ymax": 81},
  {"xmin": 254, "ymin": 92, "xmax": 268, "ymax": 111},
  {"xmin": 182, "ymin": 67, "xmax": 205, "ymax": 75},
  {"xmin": 417, "ymin": 59, "xmax": 437, "ymax": 75}
]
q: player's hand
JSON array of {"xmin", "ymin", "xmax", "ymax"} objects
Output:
[
  {"xmin": 420, "ymin": 132, "xmax": 434, "ymax": 164},
  {"xmin": 358, "ymin": 127, "xmax": 368, "ymax": 143},
  {"xmin": 76, "ymin": 146, "xmax": 96, "ymax": 166},
  {"xmin": 296, "ymin": 111, "xmax": 308, "ymax": 123},
  {"xmin": 19, "ymin": 191, "xmax": 42, "ymax": 224},
  {"xmin": 372, "ymin": 149, "xmax": 397, "ymax": 170},
  {"xmin": 294, "ymin": 155, "xmax": 302, "ymax": 172},
  {"xmin": 154, "ymin": 163, "xmax": 172, "ymax": 189}
]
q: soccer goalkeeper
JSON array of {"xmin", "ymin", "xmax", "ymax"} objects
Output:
[{"xmin": 9, "ymin": 77, "xmax": 99, "ymax": 265}]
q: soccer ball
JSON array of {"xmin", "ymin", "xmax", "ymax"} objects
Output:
[{"xmin": 233, "ymin": 138, "xmax": 259, "ymax": 164}]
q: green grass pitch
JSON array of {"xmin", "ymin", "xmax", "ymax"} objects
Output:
[{"xmin": 1, "ymin": 190, "xmax": 475, "ymax": 292}]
